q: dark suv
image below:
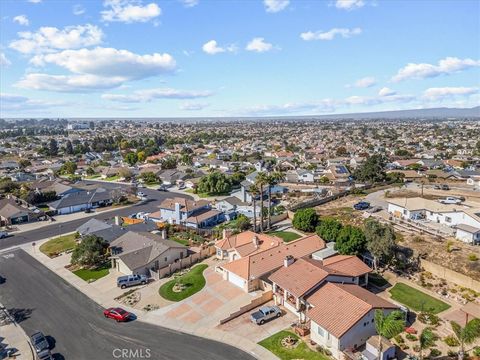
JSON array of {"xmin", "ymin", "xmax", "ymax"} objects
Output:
[{"xmin": 353, "ymin": 201, "xmax": 370, "ymax": 210}]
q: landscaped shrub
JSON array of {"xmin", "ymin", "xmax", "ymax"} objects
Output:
[
  {"xmin": 473, "ymin": 347, "xmax": 480, "ymax": 357},
  {"xmin": 406, "ymin": 334, "xmax": 418, "ymax": 341},
  {"xmin": 394, "ymin": 334, "xmax": 405, "ymax": 344},
  {"xmin": 429, "ymin": 348, "xmax": 441, "ymax": 357},
  {"xmin": 418, "ymin": 312, "xmax": 441, "ymax": 326},
  {"xmin": 468, "ymin": 253, "xmax": 479, "ymax": 261},
  {"xmin": 447, "ymin": 350, "xmax": 457, "ymax": 358},
  {"xmin": 443, "ymin": 335, "xmax": 459, "ymax": 347}
]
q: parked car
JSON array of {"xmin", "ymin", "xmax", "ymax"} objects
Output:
[
  {"xmin": 433, "ymin": 184, "xmax": 441, "ymax": 190},
  {"xmin": 158, "ymin": 185, "xmax": 168, "ymax": 192},
  {"xmin": 37, "ymin": 349, "xmax": 54, "ymax": 360},
  {"xmin": 0, "ymin": 231, "xmax": 8, "ymax": 239},
  {"xmin": 103, "ymin": 307, "xmax": 131, "ymax": 322},
  {"xmin": 441, "ymin": 184, "xmax": 450, "ymax": 190},
  {"xmin": 30, "ymin": 331, "xmax": 49, "ymax": 353},
  {"xmin": 250, "ymin": 306, "xmax": 282, "ymax": 325},
  {"xmin": 137, "ymin": 191, "xmax": 146, "ymax": 198},
  {"xmin": 439, "ymin": 197, "xmax": 462, "ymax": 204},
  {"xmin": 353, "ymin": 201, "xmax": 370, "ymax": 210},
  {"xmin": 117, "ymin": 274, "xmax": 148, "ymax": 289}
]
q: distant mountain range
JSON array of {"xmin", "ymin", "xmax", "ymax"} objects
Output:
[{"xmin": 298, "ymin": 106, "xmax": 480, "ymax": 120}]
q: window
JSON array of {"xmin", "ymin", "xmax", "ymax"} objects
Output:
[
  {"xmin": 164, "ymin": 257, "xmax": 168, "ymax": 262},
  {"xmin": 317, "ymin": 326, "xmax": 324, "ymax": 337},
  {"xmin": 403, "ymin": 209, "xmax": 407, "ymax": 215},
  {"xmin": 446, "ymin": 216, "xmax": 452, "ymax": 223}
]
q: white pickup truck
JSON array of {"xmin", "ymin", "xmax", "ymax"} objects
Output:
[{"xmin": 439, "ymin": 197, "xmax": 462, "ymax": 204}]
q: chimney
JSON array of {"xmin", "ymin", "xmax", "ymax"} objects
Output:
[
  {"xmin": 252, "ymin": 235, "xmax": 260, "ymax": 248},
  {"xmin": 284, "ymin": 255, "xmax": 294, "ymax": 267},
  {"xmin": 114, "ymin": 216, "xmax": 122, "ymax": 226},
  {"xmin": 161, "ymin": 229, "xmax": 167, "ymax": 240}
]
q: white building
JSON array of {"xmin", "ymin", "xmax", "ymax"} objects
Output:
[{"xmin": 387, "ymin": 197, "xmax": 480, "ymax": 245}]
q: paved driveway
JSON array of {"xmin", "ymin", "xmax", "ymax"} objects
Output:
[
  {"xmin": 150, "ymin": 266, "xmax": 261, "ymax": 328},
  {"xmin": 218, "ymin": 301, "xmax": 297, "ymax": 342}
]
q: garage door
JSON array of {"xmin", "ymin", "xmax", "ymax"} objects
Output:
[{"xmin": 227, "ymin": 272, "xmax": 245, "ymax": 289}]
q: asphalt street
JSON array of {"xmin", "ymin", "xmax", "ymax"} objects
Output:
[
  {"xmin": 0, "ymin": 248, "xmax": 256, "ymax": 360},
  {"xmin": 0, "ymin": 182, "xmax": 191, "ymax": 251}
]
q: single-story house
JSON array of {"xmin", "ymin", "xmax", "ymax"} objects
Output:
[
  {"xmin": 48, "ymin": 187, "xmax": 114, "ymax": 215},
  {"xmin": 109, "ymin": 231, "xmax": 188, "ymax": 275},
  {"xmin": 0, "ymin": 198, "xmax": 31, "ymax": 225},
  {"xmin": 455, "ymin": 224, "xmax": 480, "ymax": 245}
]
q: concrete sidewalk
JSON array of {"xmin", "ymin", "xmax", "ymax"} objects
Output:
[
  {"xmin": 19, "ymin": 239, "xmax": 278, "ymax": 360},
  {"xmin": 1, "ymin": 305, "xmax": 34, "ymax": 360}
]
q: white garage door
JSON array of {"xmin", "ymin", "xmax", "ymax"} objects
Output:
[{"xmin": 228, "ymin": 272, "xmax": 245, "ymax": 289}]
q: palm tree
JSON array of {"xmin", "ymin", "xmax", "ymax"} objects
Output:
[
  {"xmin": 255, "ymin": 172, "xmax": 268, "ymax": 232},
  {"xmin": 374, "ymin": 310, "xmax": 405, "ymax": 358},
  {"xmin": 249, "ymin": 184, "xmax": 260, "ymax": 233},
  {"xmin": 266, "ymin": 171, "xmax": 284, "ymax": 230},
  {"xmin": 450, "ymin": 318, "xmax": 480, "ymax": 360},
  {"xmin": 418, "ymin": 327, "xmax": 435, "ymax": 360}
]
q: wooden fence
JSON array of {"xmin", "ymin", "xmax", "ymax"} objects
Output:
[{"xmin": 150, "ymin": 246, "xmax": 216, "ymax": 280}]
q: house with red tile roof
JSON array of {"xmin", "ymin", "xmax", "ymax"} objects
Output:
[
  {"xmin": 215, "ymin": 232, "xmax": 326, "ymax": 292},
  {"xmin": 214, "ymin": 231, "xmax": 282, "ymax": 261},
  {"xmin": 307, "ymin": 282, "xmax": 397, "ymax": 359},
  {"xmin": 269, "ymin": 256, "xmax": 372, "ymax": 321}
]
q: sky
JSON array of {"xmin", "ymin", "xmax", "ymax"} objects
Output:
[{"xmin": 0, "ymin": 0, "xmax": 479, "ymax": 118}]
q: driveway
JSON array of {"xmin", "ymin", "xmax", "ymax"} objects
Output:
[
  {"xmin": 218, "ymin": 301, "xmax": 297, "ymax": 343},
  {"xmin": 147, "ymin": 266, "xmax": 264, "ymax": 329},
  {"xmin": 0, "ymin": 248, "xmax": 255, "ymax": 360}
]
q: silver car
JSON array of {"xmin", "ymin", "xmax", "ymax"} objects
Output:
[
  {"xmin": 250, "ymin": 306, "xmax": 282, "ymax": 325},
  {"xmin": 117, "ymin": 274, "xmax": 148, "ymax": 289}
]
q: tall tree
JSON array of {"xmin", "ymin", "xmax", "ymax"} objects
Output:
[
  {"xmin": 255, "ymin": 172, "xmax": 268, "ymax": 232},
  {"xmin": 249, "ymin": 184, "xmax": 260, "ymax": 233},
  {"xmin": 266, "ymin": 171, "xmax": 283, "ymax": 230},
  {"xmin": 354, "ymin": 154, "xmax": 387, "ymax": 183},
  {"xmin": 65, "ymin": 140, "xmax": 74, "ymax": 155},
  {"xmin": 48, "ymin": 138, "xmax": 58, "ymax": 156},
  {"xmin": 450, "ymin": 319, "xmax": 480, "ymax": 360},
  {"xmin": 365, "ymin": 219, "xmax": 396, "ymax": 270},
  {"xmin": 71, "ymin": 235, "xmax": 106, "ymax": 268},
  {"xmin": 292, "ymin": 208, "xmax": 319, "ymax": 232},
  {"xmin": 374, "ymin": 310, "xmax": 405, "ymax": 359}
]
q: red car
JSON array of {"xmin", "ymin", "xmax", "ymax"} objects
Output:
[{"xmin": 103, "ymin": 307, "xmax": 131, "ymax": 322}]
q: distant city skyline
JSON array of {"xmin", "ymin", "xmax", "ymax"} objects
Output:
[{"xmin": 0, "ymin": 0, "xmax": 479, "ymax": 118}]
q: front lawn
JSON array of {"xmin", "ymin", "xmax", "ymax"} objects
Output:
[
  {"xmin": 258, "ymin": 330, "xmax": 330, "ymax": 360},
  {"xmin": 105, "ymin": 175, "xmax": 120, "ymax": 181},
  {"xmin": 39, "ymin": 233, "xmax": 78, "ymax": 257},
  {"xmin": 389, "ymin": 283, "xmax": 451, "ymax": 314},
  {"xmin": 73, "ymin": 263, "xmax": 110, "ymax": 282},
  {"xmin": 267, "ymin": 231, "xmax": 302, "ymax": 243},
  {"xmin": 159, "ymin": 264, "xmax": 208, "ymax": 301}
]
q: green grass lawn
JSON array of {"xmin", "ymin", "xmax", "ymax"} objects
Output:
[
  {"xmin": 159, "ymin": 264, "xmax": 208, "ymax": 301},
  {"xmin": 39, "ymin": 233, "xmax": 78, "ymax": 257},
  {"xmin": 258, "ymin": 330, "xmax": 330, "ymax": 360},
  {"xmin": 105, "ymin": 175, "xmax": 120, "ymax": 181},
  {"xmin": 389, "ymin": 283, "xmax": 451, "ymax": 314},
  {"xmin": 267, "ymin": 231, "xmax": 302, "ymax": 243},
  {"xmin": 73, "ymin": 263, "xmax": 110, "ymax": 282}
]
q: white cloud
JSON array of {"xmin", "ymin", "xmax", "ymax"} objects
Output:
[
  {"xmin": 300, "ymin": 27, "xmax": 362, "ymax": 41},
  {"xmin": 0, "ymin": 53, "xmax": 11, "ymax": 67},
  {"xmin": 30, "ymin": 47, "xmax": 176, "ymax": 80},
  {"xmin": 422, "ymin": 87, "xmax": 478, "ymax": 101},
  {"xmin": 28, "ymin": 0, "xmax": 42, "ymax": 3},
  {"xmin": 246, "ymin": 37, "xmax": 274, "ymax": 53},
  {"xmin": 378, "ymin": 87, "xmax": 396, "ymax": 96},
  {"xmin": 73, "ymin": 4, "xmax": 86, "ymax": 15},
  {"xmin": 392, "ymin": 57, "xmax": 480, "ymax": 82},
  {"xmin": 15, "ymin": 73, "xmax": 126, "ymax": 92},
  {"xmin": 102, "ymin": 88, "xmax": 213, "ymax": 102},
  {"xmin": 180, "ymin": 102, "xmax": 210, "ymax": 111},
  {"xmin": 13, "ymin": 15, "xmax": 29, "ymax": 26},
  {"xmin": 335, "ymin": 0, "xmax": 364, "ymax": 10},
  {"xmin": 180, "ymin": 0, "xmax": 199, "ymax": 7},
  {"xmin": 349, "ymin": 76, "xmax": 376, "ymax": 88},
  {"xmin": 202, "ymin": 40, "xmax": 236, "ymax": 55},
  {"xmin": 101, "ymin": 0, "xmax": 161, "ymax": 23},
  {"xmin": 9, "ymin": 24, "xmax": 103, "ymax": 54},
  {"xmin": 0, "ymin": 93, "xmax": 66, "ymax": 112},
  {"xmin": 264, "ymin": 0, "xmax": 289, "ymax": 13}
]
